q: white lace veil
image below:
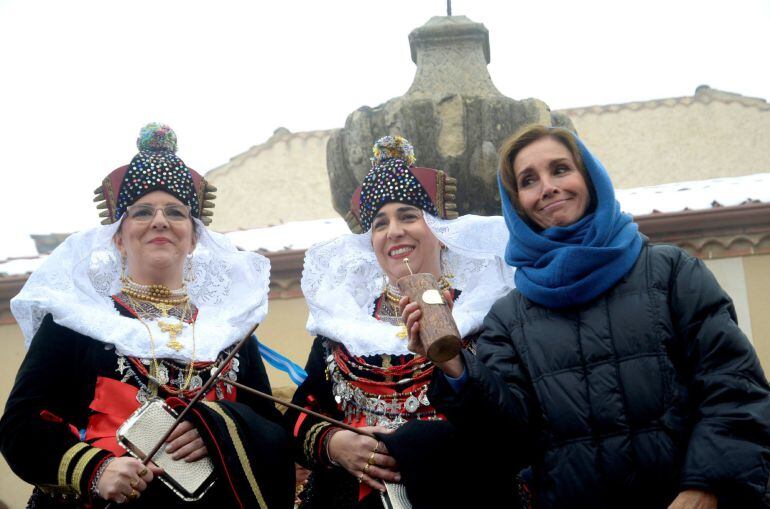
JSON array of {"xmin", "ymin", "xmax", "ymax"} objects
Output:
[
  {"xmin": 11, "ymin": 218, "xmax": 270, "ymax": 362},
  {"xmin": 302, "ymin": 214, "xmax": 515, "ymax": 357}
]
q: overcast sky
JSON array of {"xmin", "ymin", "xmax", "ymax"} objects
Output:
[{"xmin": 1, "ymin": 0, "xmax": 768, "ymax": 258}]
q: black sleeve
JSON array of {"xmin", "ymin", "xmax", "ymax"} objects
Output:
[
  {"xmin": 234, "ymin": 336, "xmax": 284, "ymax": 424},
  {"xmin": 0, "ymin": 314, "xmax": 112, "ymax": 497},
  {"xmin": 667, "ymin": 249, "xmax": 770, "ymax": 502},
  {"xmin": 283, "ymin": 337, "xmax": 342, "ymax": 468},
  {"xmin": 428, "ymin": 296, "xmax": 539, "ymax": 468}
]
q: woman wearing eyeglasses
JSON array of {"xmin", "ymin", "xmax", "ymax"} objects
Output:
[{"xmin": 0, "ymin": 124, "xmax": 294, "ymax": 508}]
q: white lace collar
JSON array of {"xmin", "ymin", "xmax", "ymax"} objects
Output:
[
  {"xmin": 11, "ymin": 219, "xmax": 269, "ymax": 362},
  {"xmin": 302, "ymin": 214, "xmax": 515, "ymax": 357}
]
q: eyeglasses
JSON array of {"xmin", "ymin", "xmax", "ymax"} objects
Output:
[{"xmin": 125, "ymin": 204, "xmax": 191, "ymax": 222}]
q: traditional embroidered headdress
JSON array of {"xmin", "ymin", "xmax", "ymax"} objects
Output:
[
  {"xmin": 93, "ymin": 123, "xmax": 217, "ymax": 225},
  {"xmin": 345, "ymin": 135, "xmax": 458, "ymax": 233}
]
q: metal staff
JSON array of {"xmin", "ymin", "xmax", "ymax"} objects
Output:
[
  {"xmin": 221, "ymin": 378, "xmax": 375, "ymax": 438},
  {"xmin": 105, "ymin": 323, "xmax": 257, "ymax": 508}
]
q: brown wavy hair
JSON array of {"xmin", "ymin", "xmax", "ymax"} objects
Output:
[{"xmin": 498, "ymin": 125, "xmax": 590, "ymax": 215}]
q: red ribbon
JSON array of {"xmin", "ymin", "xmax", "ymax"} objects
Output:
[
  {"xmin": 84, "ymin": 375, "xmax": 236, "ymax": 456},
  {"xmin": 85, "ymin": 377, "xmax": 141, "ymax": 455}
]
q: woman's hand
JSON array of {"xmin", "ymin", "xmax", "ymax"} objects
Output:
[
  {"xmin": 668, "ymin": 489, "xmax": 718, "ymax": 509},
  {"xmin": 327, "ymin": 427, "xmax": 400, "ymax": 492},
  {"xmin": 400, "ymin": 292, "xmax": 465, "ymax": 377},
  {"xmin": 165, "ymin": 420, "xmax": 208, "ymax": 462},
  {"xmin": 95, "ymin": 457, "xmax": 162, "ymax": 503}
]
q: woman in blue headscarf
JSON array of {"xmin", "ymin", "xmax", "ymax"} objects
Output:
[{"xmin": 403, "ymin": 125, "xmax": 770, "ymax": 509}]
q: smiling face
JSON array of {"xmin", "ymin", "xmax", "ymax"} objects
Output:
[
  {"xmin": 114, "ymin": 190, "xmax": 196, "ymax": 288},
  {"xmin": 371, "ymin": 202, "xmax": 442, "ymax": 284},
  {"xmin": 512, "ymin": 136, "xmax": 591, "ymax": 229}
]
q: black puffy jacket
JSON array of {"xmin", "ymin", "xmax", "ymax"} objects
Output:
[{"xmin": 430, "ymin": 243, "xmax": 770, "ymax": 509}]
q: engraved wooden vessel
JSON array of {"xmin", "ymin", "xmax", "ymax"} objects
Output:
[{"xmin": 397, "ymin": 272, "xmax": 461, "ymax": 363}]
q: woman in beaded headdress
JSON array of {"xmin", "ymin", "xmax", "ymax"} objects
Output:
[
  {"xmin": 286, "ymin": 136, "xmax": 523, "ymax": 508},
  {"xmin": 0, "ymin": 124, "xmax": 294, "ymax": 508}
]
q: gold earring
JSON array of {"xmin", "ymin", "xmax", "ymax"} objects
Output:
[
  {"xmin": 440, "ymin": 248, "xmax": 455, "ymax": 281},
  {"xmin": 120, "ymin": 255, "xmax": 127, "ymax": 282}
]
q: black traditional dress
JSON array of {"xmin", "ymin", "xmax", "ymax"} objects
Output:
[
  {"xmin": 3, "ymin": 123, "xmax": 295, "ymax": 508},
  {"xmin": 0, "ymin": 301, "xmax": 294, "ymax": 509}
]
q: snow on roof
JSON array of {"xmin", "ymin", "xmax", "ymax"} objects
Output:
[
  {"xmin": 616, "ymin": 173, "xmax": 770, "ymax": 216},
  {"xmin": 0, "ymin": 230, "xmax": 38, "ymax": 263},
  {"xmin": 223, "ymin": 218, "xmax": 350, "ymax": 252},
  {"xmin": 1, "ymin": 174, "xmax": 768, "ymax": 278},
  {"xmin": 0, "ymin": 256, "xmax": 46, "ymax": 277}
]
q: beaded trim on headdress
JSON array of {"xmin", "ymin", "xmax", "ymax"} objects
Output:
[
  {"xmin": 93, "ymin": 123, "xmax": 217, "ymax": 226},
  {"xmin": 345, "ymin": 135, "xmax": 458, "ymax": 233}
]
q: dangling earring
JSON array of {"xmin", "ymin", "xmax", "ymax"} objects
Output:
[
  {"xmin": 439, "ymin": 247, "xmax": 455, "ymax": 287},
  {"xmin": 184, "ymin": 254, "xmax": 195, "ymax": 284},
  {"xmin": 120, "ymin": 255, "xmax": 128, "ymax": 283}
]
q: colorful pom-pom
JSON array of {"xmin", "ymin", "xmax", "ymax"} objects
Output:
[
  {"xmin": 371, "ymin": 135, "xmax": 416, "ymax": 167},
  {"xmin": 137, "ymin": 123, "xmax": 178, "ymax": 153}
]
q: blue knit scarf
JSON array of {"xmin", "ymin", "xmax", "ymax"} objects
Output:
[{"xmin": 500, "ymin": 138, "xmax": 643, "ymax": 309}]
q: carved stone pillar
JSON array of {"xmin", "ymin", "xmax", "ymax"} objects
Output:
[{"xmin": 327, "ymin": 15, "xmax": 572, "ymax": 218}]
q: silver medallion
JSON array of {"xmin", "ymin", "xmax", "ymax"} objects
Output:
[
  {"xmin": 404, "ymin": 395, "xmax": 420, "ymax": 413},
  {"xmin": 136, "ymin": 388, "xmax": 149, "ymax": 404},
  {"xmin": 157, "ymin": 365, "xmax": 170, "ymax": 385}
]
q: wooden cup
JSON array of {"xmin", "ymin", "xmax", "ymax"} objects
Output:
[{"xmin": 397, "ymin": 273, "xmax": 461, "ymax": 363}]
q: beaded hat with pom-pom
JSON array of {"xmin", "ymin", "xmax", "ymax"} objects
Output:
[
  {"xmin": 93, "ymin": 123, "xmax": 217, "ymax": 225},
  {"xmin": 346, "ymin": 135, "xmax": 458, "ymax": 233}
]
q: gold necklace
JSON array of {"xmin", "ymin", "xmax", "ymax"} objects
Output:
[
  {"xmin": 382, "ymin": 276, "xmax": 452, "ymax": 340},
  {"xmin": 121, "ymin": 275, "xmax": 189, "ymax": 306},
  {"xmin": 384, "ymin": 275, "xmax": 452, "ymax": 305},
  {"xmin": 126, "ymin": 294, "xmax": 197, "ymax": 392},
  {"xmin": 378, "ymin": 293, "xmax": 409, "ymax": 339}
]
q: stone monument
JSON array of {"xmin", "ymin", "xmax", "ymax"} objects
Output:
[{"xmin": 327, "ymin": 15, "xmax": 573, "ymax": 219}]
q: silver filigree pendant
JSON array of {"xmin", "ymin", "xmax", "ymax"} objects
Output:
[
  {"xmin": 404, "ymin": 395, "xmax": 420, "ymax": 413},
  {"xmin": 157, "ymin": 365, "xmax": 170, "ymax": 385},
  {"xmin": 136, "ymin": 388, "xmax": 150, "ymax": 404}
]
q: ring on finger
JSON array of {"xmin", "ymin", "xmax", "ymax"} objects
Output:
[
  {"xmin": 373, "ymin": 441, "xmax": 381, "ymax": 453},
  {"xmin": 127, "ymin": 489, "xmax": 139, "ymax": 500},
  {"xmin": 363, "ymin": 463, "xmax": 372, "ymax": 475},
  {"xmin": 367, "ymin": 451, "xmax": 377, "ymax": 465},
  {"xmin": 138, "ymin": 467, "xmax": 149, "ymax": 477},
  {"xmin": 129, "ymin": 479, "xmax": 138, "ymax": 488},
  {"xmin": 357, "ymin": 472, "xmax": 364, "ymax": 484}
]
